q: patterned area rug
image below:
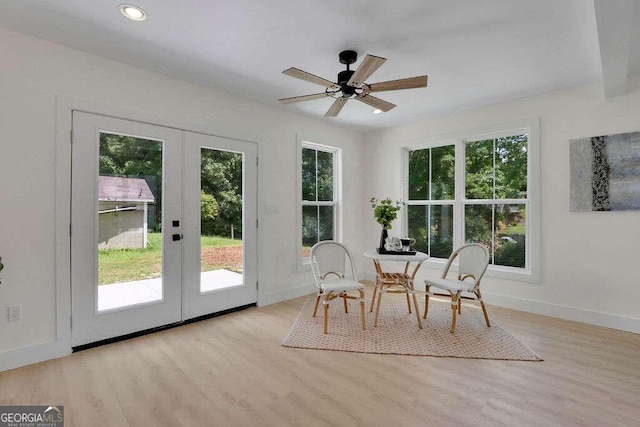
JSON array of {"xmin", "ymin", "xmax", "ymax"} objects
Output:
[{"xmin": 282, "ymin": 296, "xmax": 542, "ymax": 361}]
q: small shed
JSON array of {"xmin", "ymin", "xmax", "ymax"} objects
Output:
[{"xmin": 98, "ymin": 176, "xmax": 155, "ymax": 250}]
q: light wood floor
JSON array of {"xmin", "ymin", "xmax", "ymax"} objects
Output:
[{"xmin": 1, "ymin": 290, "xmax": 639, "ymax": 426}]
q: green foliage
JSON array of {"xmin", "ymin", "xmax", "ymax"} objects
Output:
[
  {"xmin": 406, "ymin": 134, "xmax": 528, "ymax": 265},
  {"xmin": 302, "ymin": 147, "xmax": 333, "ymax": 201},
  {"xmin": 301, "ymin": 147, "xmax": 335, "ymax": 250},
  {"xmin": 494, "ymin": 241, "xmax": 525, "ymax": 268},
  {"xmin": 200, "ymin": 192, "xmax": 219, "ymax": 221},
  {"xmin": 465, "ymin": 135, "xmax": 528, "ymax": 199},
  {"xmin": 370, "ymin": 197, "xmax": 401, "ymax": 229},
  {"xmin": 406, "ymin": 146, "xmax": 455, "ymax": 257},
  {"xmin": 408, "ymin": 145, "xmax": 455, "ymax": 200},
  {"xmin": 200, "ymin": 149, "xmax": 243, "ymax": 237}
]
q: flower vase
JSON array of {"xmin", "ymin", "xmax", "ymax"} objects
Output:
[{"xmin": 379, "ymin": 228, "xmax": 388, "ymax": 252}]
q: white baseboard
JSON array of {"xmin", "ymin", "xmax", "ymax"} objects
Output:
[
  {"xmin": 259, "ymin": 282, "xmax": 316, "ymax": 306},
  {"xmin": 484, "ymin": 292, "xmax": 640, "ymax": 334},
  {"xmin": 360, "ymin": 272, "xmax": 377, "ymax": 283},
  {"xmin": 0, "ymin": 340, "xmax": 71, "ymax": 373}
]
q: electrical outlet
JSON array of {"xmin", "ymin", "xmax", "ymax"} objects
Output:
[{"xmin": 8, "ymin": 305, "xmax": 21, "ymax": 321}]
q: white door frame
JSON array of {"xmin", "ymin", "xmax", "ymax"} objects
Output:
[
  {"xmin": 71, "ymin": 111, "xmax": 185, "ymax": 347},
  {"xmin": 51, "ymin": 96, "xmax": 263, "ymax": 358}
]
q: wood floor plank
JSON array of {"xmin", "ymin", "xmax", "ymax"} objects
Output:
[{"xmin": 1, "ymin": 290, "xmax": 639, "ymax": 426}]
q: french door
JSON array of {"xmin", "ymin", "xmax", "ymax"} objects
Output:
[{"xmin": 71, "ymin": 112, "xmax": 257, "ymax": 347}]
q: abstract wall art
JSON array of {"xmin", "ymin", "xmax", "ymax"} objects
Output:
[{"xmin": 570, "ymin": 131, "xmax": 640, "ymax": 211}]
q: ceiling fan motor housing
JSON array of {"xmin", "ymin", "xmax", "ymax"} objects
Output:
[
  {"xmin": 338, "ymin": 50, "xmax": 358, "ymax": 65},
  {"xmin": 338, "ymin": 69, "xmax": 357, "ymax": 97},
  {"xmin": 338, "ymin": 50, "xmax": 358, "ymax": 97}
]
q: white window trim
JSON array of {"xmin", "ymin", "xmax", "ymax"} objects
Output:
[
  {"xmin": 295, "ymin": 136, "xmax": 342, "ymax": 270},
  {"xmin": 401, "ymin": 119, "xmax": 540, "ymax": 283}
]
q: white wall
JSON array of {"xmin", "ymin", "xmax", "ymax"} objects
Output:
[
  {"xmin": 363, "ymin": 75, "xmax": 640, "ymax": 333},
  {"xmin": 0, "ymin": 28, "xmax": 367, "ymax": 367},
  {"xmin": 3, "ymin": 25, "xmax": 639, "ymax": 372}
]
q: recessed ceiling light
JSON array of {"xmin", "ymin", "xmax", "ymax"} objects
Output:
[
  {"xmin": 119, "ymin": 4, "xmax": 147, "ymax": 21},
  {"xmin": 373, "ymin": 109, "xmax": 383, "ymax": 114}
]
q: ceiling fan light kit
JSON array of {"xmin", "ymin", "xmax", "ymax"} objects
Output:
[{"xmin": 279, "ymin": 50, "xmax": 428, "ymax": 117}]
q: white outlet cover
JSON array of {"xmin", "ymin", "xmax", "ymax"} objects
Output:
[{"xmin": 8, "ymin": 305, "xmax": 22, "ymax": 321}]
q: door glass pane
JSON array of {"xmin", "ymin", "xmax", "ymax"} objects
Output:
[
  {"xmin": 200, "ymin": 148, "xmax": 244, "ymax": 292},
  {"xmin": 466, "ymin": 139, "xmax": 494, "ymax": 199},
  {"xmin": 97, "ymin": 133, "xmax": 163, "ymax": 311},
  {"xmin": 495, "ymin": 203, "xmax": 526, "ymax": 268}
]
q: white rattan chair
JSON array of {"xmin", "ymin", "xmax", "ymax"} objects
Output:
[
  {"xmin": 310, "ymin": 241, "xmax": 366, "ymax": 334},
  {"xmin": 423, "ymin": 243, "xmax": 491, "ymax": 333}
]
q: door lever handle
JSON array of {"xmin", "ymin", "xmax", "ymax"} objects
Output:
[{"xmin": 172, "ymin": 234, "xmax": 183, "ymax": 241}]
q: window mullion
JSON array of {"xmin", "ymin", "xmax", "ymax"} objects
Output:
[
  {"xmin": 454, "ymin": 140, "xmax": 465, "ymax": 247},
  {"xmin": 314, "ymin": 149, "xmax": 319, "ymax": 203}
]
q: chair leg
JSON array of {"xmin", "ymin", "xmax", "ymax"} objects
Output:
[
  {"xmin": 312, "ymin": 293, "xmax": 321, "ymax": 317},
  {"xmin": 411, "ymin": 291, "xmax": 423, "ymax": 329},
  {"xmin": 358, "ymin": 289, "xmax": 366, "ymax": 330},
  {"xmin": 458, "ymin": 297, "xmax": 462, "ymax": 314},
  {"xmin": 476, "ymin": 289, "xmax": 491, "ymax": 327},
  {"xmin": 369, "ymin": 283, "xmax": 378, "ymax": 312},
  {"xmin": 450, "ymin": 292, "xmax": 459, "ymax": 333},
  {"xmin": 323, "ymin": 295, "xmax": 329, "ymax": 334},
  {"xmin": 342, "ymin": 293, "xmax": 348, "ymax": 313},
  {"xmin": 423, "ymin": 285, "xmax": 431, "ymax": 319},
  {"xmin": 374, "ymin": 290, "xmax": 384, "ymax": 327},
  {"xmin": 405, "ymin": 289, "xmax": 412, "ymax": 314}
]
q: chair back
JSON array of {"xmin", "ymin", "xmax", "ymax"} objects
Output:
[
  {"xmin": 442, "ymin": 243, "xmax": 490, "ymax": 289},
  {"xmin": 309, "ymin": 241, "xmax": 358, "ymax": 289}
]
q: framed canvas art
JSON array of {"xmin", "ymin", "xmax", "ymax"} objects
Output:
[{"xmin": 570, "ymin": 131, "xmax": 640, "ymax": 211}]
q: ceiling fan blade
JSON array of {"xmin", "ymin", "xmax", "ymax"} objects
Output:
[
  {"xmin": 347, "ymin": 54, "xmax": 387, "ymax": 87},
  {"xmin": 325, "ymin": 98, "xmax": 348, "ymax": 117},
  {"xmin": 283, "ymin": 67, "xmax": 338, "ymax": 88},
  {"xmin": 367, "ymin": 75, "xmax": 428, "ymax": 92},
  {"xmin": 356, "ymin": 94, "xmax": 396, "ymax": 112},
  {"xmin": 278, "ymin": 93, "xmax": 328, "ymax": 104}
]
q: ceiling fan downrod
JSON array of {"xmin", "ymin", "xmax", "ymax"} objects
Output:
[{"xmin": 334, "ymin": 50, "xmax": 360, "ymax": 98}]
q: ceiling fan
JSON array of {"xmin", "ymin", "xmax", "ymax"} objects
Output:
[{"xmin": 278, "ymin": 50, "xmax": 428, "ymax": 117}]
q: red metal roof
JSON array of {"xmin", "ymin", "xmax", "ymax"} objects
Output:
[{"xmin": 98, "ymin": 176, "xmax": 155, "ymax": 202}]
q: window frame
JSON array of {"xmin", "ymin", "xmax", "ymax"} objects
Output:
[
  {"xmin": 296, "ymin": 138, "xmax": 342, "ymax": 269},
  {"xmin": 402, "ymin": 119, "xmax": 540, "ymax": 282}
]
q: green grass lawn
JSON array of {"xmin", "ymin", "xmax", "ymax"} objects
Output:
[
  {"xmin": 503, "ymin": 223, "xmax": 526, "ymax": 235},
  {"xmin": 98, "ymin": 232, "xmax": 242, "ymax": 285}
]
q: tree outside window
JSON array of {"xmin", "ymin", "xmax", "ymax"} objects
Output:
[
  {"xmin": 301, "ymin": 144, "xmax": 338, "ymax": 259},
  {"xmin": 406, "ymin": 132, "xmax": 530, "ymax": 270}
]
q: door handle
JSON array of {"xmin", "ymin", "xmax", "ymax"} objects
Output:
[{"xmin": 172, "ymin": 234, "xmax": 183, "ymax": 241}]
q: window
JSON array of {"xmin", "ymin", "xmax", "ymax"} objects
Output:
[
  {"xmin": 404, "ymin": 121, "xmax": 539, "ymax": 281},
  {"xmin": 298, "ymin": 141, "xmax": 341, "ymax": 264}
]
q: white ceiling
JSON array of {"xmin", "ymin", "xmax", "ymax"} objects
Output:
[{"xmin": 0, "ymin": 0, "xmax": 637, "ymax": 131}]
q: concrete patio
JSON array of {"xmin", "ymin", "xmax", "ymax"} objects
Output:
[{"xmin": 98, "ymin": 269, "xmax": 243, "ymax": 311}]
